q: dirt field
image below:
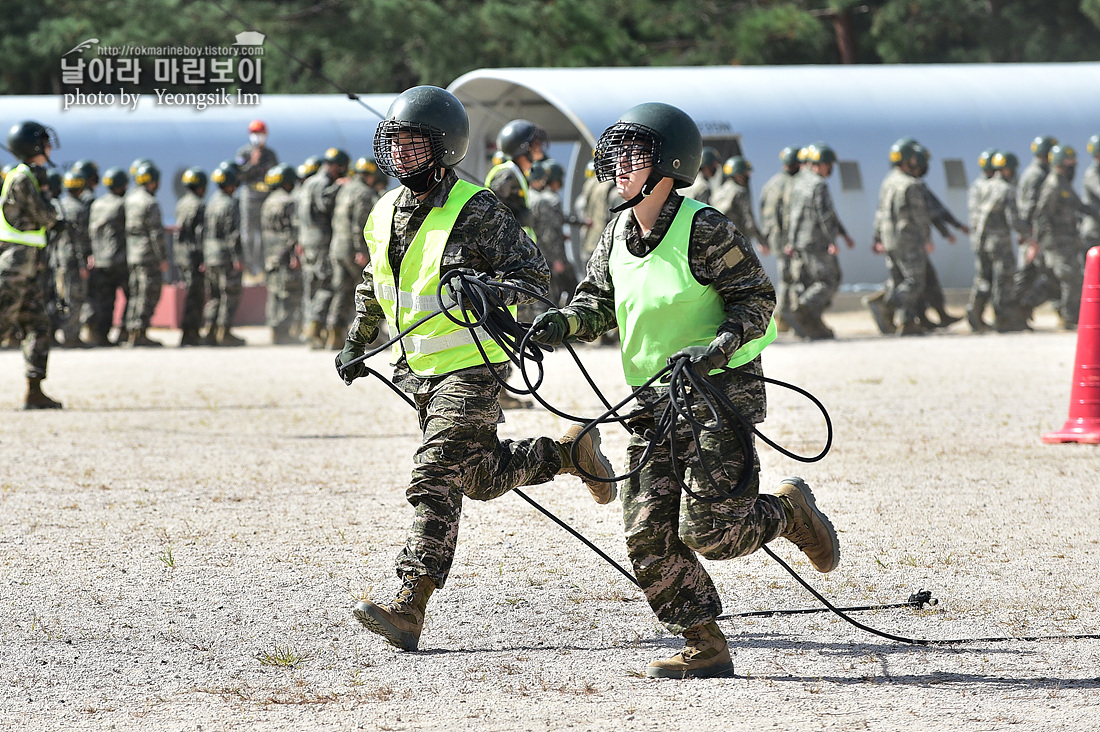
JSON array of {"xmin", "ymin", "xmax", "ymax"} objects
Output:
[{"xmin": 2, "ymin": 306, "xmax": 1098, "ymax": 731}]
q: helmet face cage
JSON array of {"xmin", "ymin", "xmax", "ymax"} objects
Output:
[
  {"xmin": 593, "ymin": 122, "xmax": 660, "ymax": 184},
  {"xmin": 374, "ymin": 120, "xmax": 446, "ymax": 179}
]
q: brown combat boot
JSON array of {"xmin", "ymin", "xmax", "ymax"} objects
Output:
[
  {"xmin": 862, "ymin": 290, "xmax": 896, "ymax": 335},
  {"xmin": 124, "ymin": 330, "xmax": 163, "ymax": 348},
  {"xmin": 646, "ymin": 621, "xmax": 734, "ymax": 679},
  {"xmin": 353, "ymin": 576, "xmax": 436, "ymax": 651},
  {"xmin": 557, "ymin": 425, "xmax": 616, "ymax": 504},
  {"xmin": 775, "ymin": 477, "xmax": 839, "ymax": 573},
  {"xmin": 304, "ymin": 321, "xmax": 325, "ymax": 349},
  {"xmin": 179, "ymin": 328, "xmax": 203, "ymax": 347},
  {"xmin": 215, "ymin": 327, "xmax": 246, "ymax": 347},
  {"xmin": 24, "ymin": 378, "xmax": 63, "ymax": 410}
]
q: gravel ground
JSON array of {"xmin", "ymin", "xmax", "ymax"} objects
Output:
[{"xmin": 1, "ymin": 305, "xmax": 1098, "ymax": 731}]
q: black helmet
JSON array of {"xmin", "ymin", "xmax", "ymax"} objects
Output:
[
  {"xmin": 264, "ymin": 163, "xmax": 297, "ymax": 189},
  {"xmin": 181, "ymin": 167, "xmax": 207, "ymax": 191},
  {"xmin": 374, "ymin": 85, "xmax": 470, "ymax": 183},
  {"xmin": 63, "ymin": 170, "xmax": 85, "ymax": 191},
  {"xmin": 700, "ymin": 146, "xmax": 720, "ymax": 170},
  {"xmin": 46, "ymin": 170, "xmax": 62, "ymax": 198},
  {"xmin": 7, "ymin": 121, "xmax": 59, "ymax": 162},
  {"xmin": 323, "ymin": 147, "xmax": 351, "ymax": 168},
  {"xmin": 134, "ymin": 161, "xmax": 160, "ymax": 187},
  {"xmin": 497, "ymin": 119, "xmax": 549, "ymax": 161},
  {"xmin": 102, "ymin": 167, "xmax": 129, "ymax": 191},
  {"xmin": 298, "ymin": 156, "xmax": 322, "ymax": 179},
  {"xmin": 889, "ymin": 137, "xmax": 919, "ymax": 166},
  {"xmin": 1031, "ymin": 136, "xmax": 1058, "ymax": 159},
  {"xmin": 977, "ymin": 148, "xmax": 998, "ymax": 172},
  {"xmin": 71, "ymin": 159, "xmax": 99, "ymax": 185},
  {"xmin": 779, "ymin": 146, "xmax": 800, "ymax": 167},
  {"xmin": 211, "ymin": 164, "xmax": 239, "ymax": 188},
  {"xmin": 528, "ymin": 160, "xmax": 548, "ymax": 183},
  {"xmin": 991, "ymin": 151, "xmax": 1019, "ymax": 172},
  {"xmin": 593, "ymin": 102, "xmax": 702, "ymax": 189},
  {"xmin": 806, "ymin": 142, "xmax": 837, "ymax": 166},
  {"xmin": 544, "ymin": 160, "xmax": 564, "ymax": 185}
]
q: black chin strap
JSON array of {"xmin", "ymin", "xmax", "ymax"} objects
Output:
[{"xmin": 609, "ymin": 173, "xmax": 663, "ymax": 213}]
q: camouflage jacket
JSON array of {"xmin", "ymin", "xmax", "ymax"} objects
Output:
[
  {"xmin": 922, "ymin": 185, "xmax": 963, "ymax": 238},
  {"xmin": 529, "ymin": 187, "xmax": 568, "ymax": 266},
  {"xmin": 785, "ymin": 168, "xmax": 843, "ymax": 253},
  {"xmin": 174, "ymin": 190, "xmax": 205, "ymax": 267},
  {"xmin": 561, "ymin": 191, "xmax": 774, "ymax": 423},
  {"xmin": 1081, "ymin": 161, "xmax": 1100, "ymax": 242},
  {"xmin": 58, "ymin": 191, "xmax": 91, "ymax": 267},
  {"xmin": 330, "ymin": 175, "xmax": 376, "ymax": 262},
  {"xmin": 260, "ymin": 187, "xmax": 297, "ymax": 269},
  {"xmin": 124, "ymin": 186, "xmax": 166, "ymax": 266},
  {"xmin": 203, "ymin": 189, "xmax": 241, "ymax": 268},
  {"xmin": 680, "ymin": 171, "xmax": 714, "ymax": 205},
  {"xmin": 1, "ymin": 164, "xmax": 57, "ymax": 243},
  {"xmin": 967, "ymin": 175, "xmax": 990, "ymax": 236},
  {"xmin": 298, "ymin": 170, "xmax": 341, "ymax": 250},
  {"xmin": 712, "ymin": 178, "xmax": 762, "ymax": 245},
  {"xmin": 349, "ymin": 169, "xmax": 550, "ymax": 394},
  {"xmin": 1035, "ymin": 170, "xmax": 1098, "ymax": 248},
  {"xmin": 873, "ymin": 168, "xmax": 930, "ymax": 252},
  {"xmin": 975, "ymin": 176, "xmax": 1029, "ymax": 249},
  {"xmin": 487, "ymin": 163, "xmax": 532, "ymax": 229},
  {"xmin": 89, "ymin": 191, "xmax": 127, "ymax": 267},
  {"xmin": 759, "ymin": 170, "xmax": 793, "ymax": 251},
  {"xmin": 234, "ymin": 143, "xmax": 279, "ymax": 188},
  {"xmin": 1016, "ymin": 159, "xmax": 1049, "ymax": 226}
]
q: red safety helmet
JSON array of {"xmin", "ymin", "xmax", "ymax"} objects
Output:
[{"xmin": 248, "ymin": 120, "xmax": 267, "ymax": 134}]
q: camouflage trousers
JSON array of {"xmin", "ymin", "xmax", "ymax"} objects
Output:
[
  {"xmin": 327, "ymin": 254, "xmax": 361, "ymax": 336},
  {"xmin": 884, "ymin": 242, "xmax": 928, "ymax": 322},
  {"xmin": 203, "ymin": 264, "xmax": 242, "ymax": 330},
  {"xmin": 622, "ymin": 411, "xmax": 788, "ymax": 634},
  {"xmin": 773, "ymin": 249, "xmax": 794, "ymax": 316},
  {"xmin": 176, "ymin": 254, "xmax": 205, "ymax": 332},
  {"xmin": 1042, "ymin": 239, "xmax": 1085, "ymax": 325},
  {"xmin": 265, "ymin": 261, "xmax": 303, "ymax": 336},
  {"xmin": 125, "ymin": 263, "xmax": 163, "ymax": 332},
  {"xmin": 791, "ymin": 249, "xmax": 840, "ymax": 317},
  {"xmin": 84, "ymin": 262, "xmax": 129, "ymax": 339},
  {"xmin": 0, "ymin": 242, "xmax": 51, "ymax": 379},
  {"xmin": 968, "ymin": 239, "xmax": 1017, "ymax": 319},
  {"xmin": 54, "ymin": 267, "xmax": 87, "ymax": 342},
  {"xmin": 301, "ymin": 245, "xmax": 333, "ymax": 327},
  {"xmin": 397, "ymin": 369, "xmax": 562, "ymax": 587}
]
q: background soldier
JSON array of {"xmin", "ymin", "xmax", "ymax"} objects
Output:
[
  {"xmin": 680, "ymin": 145, "xmax": 720, "ymax": 203},
  {"xmin": 175, "ymin": 168, "xmax": 207, "ymax": 347},
  {"xmin": 122, "ymin": 161, "xmax": 167, "ymax": 347},
  {"xmin": 261, "ymin": 163, "xmax": 302, "ymax": 345},
  {"xmin": 85, "ymin": 167, "xmax": 129, "ymax": 347},
  {"xmin": 1081, "ymin": 135, "xmax": 1100, "ymax": 254},
  {"xmin": 528, "ymin": 160, "xmax": 578, "ymax": 308},
  {"xmin": 486, "ymin": 119, "xmax": 548, "ymax": 240},
  {"xmin": 235, "ymin": 120, "xmax": 279, "ymax": 277},
  {"xmin": 713, "ymin": 155, "xmax": 765, "ymax": 253},
  {"xmin": 327, "ymin": 157, "xmax": 378, "ymax": 348},
  {"xmin": 54, "ymin": 169, "xmax": 92, "ymax": 348},
  {"xmin": 203, "ymin": 163, "xmax": 246, "ymax": 347},
  {"xmin": 299, "ymin": 147, "xmax": 348, "ymax": 349},
  {"xmin": 580, "ymin": 162, "xmax": 624, "ymax": 270},
  {"xmin": 72, "ymin": 159, "xmax": 99, "ymax": 203},
  {"xmin": 912, "ymin": 144, "xmax": 965, "ymax": 329},
  {"xmin": 759, "ymin": 146, "xmax": 801, "ymax": 332},
  {"xmin": 1013, "ymin": 135, "xmax": 1060, "ymax": 321},
  {"xmin": 0, "ymin": 120, "xmax": 62, "ymax": 408},
  {"xmin": 969, "ymin": 148, "xmax": 998, "ymax": 235}
]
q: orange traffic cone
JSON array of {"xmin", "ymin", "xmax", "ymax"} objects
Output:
[{"xmin": 1042, "ymin": 246, "xmax": 1100, "ymax": 444}]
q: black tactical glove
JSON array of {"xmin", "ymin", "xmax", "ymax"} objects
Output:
[
  {"xmin": 530, "ymin": 309, "xmax": 570, "ymax": 347},
  {"xmin": 335, "ymin": 340, "xmax": 368, "ymax": 385},
  {"xmin": 670, "ymin": 342, "xmax": 729, "ymax": 379}
]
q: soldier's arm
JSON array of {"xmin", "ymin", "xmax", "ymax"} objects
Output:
[
  {"xmin": 349, "ymin": 264, "xmax": 384, "ymax": 345},
  {"xmin": 1004, "ymin": 190, "xmax": 1030, "ymax": 237},
  {"xmin": 814, "ymin": 183, "xmax": 841, "ymax": 242},
  {"xmin": 147, "ymin": 201, "xmax": 166, "ymax": 261},
  {"xmin": 560, "ymin": 222, "xmax": 618, "ymax": 341},
  {"xmin": 737, "ymin": 192, "xmax": 764, "ymax": 244},
  {"xmin": 3, "ymin": 173, "xmax": 58, "ymax": 230}
]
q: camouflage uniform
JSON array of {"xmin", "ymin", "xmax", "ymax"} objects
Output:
[
  {"xmin": 203, "ymin": 189, "xmax": 243, "ymax": 331},
  {"xmin": 873, "ymin": 168, "xmax": 930, "ymax": 324},
  {"xmin": 328, "ymin": 175, "xmax": 376, "ymax": 338},
  {"xmin": 0, "ymin": 164, "xmax": 57, "ymax": 377},
  {"xmin": 971, "ymin": 175, "xmax": 1028, "ymax": 323},
  {"xmin": 235, "ymin": 142, "xmax": 278, "ymax": 275},
  {"xmin": 581, "ymin": 179, "xmax": 624, "ymax": 267},
  {"xmin": 486, "ymin": 163, "xmax": 533, "ymax": 231},
  {"xmin": 1081, "ymin": 158, "xmax": 1100, "ymax": 252},
  {"xmin": 1034, "ymin": 170, "xmax": 1098, "ymax": 326},
  {"xmin": 299, "ymin": 169, "xmax": 341, "ymax": 329},
  {"xmin": 53, "ymin": 190, "xmax": 91, "ymax": 345},
  {"xmin": 86, "ymin": 190, "xmax": 129, "ymax": 341},
  {"xmin": 680, "ymin": 171, "xmax": 714, "ymax": 204},
  {"xmin": 260, "ymin": 186, "xmax": 301, "ymax": 339},
  {"xmin": 1014, "ymin": 158, "xmax": 1058, "ymax": 312},
  {"xmin": 919, "ymin": 186, "xmax": 965, "ymax": 322},
  {"xmin": 712, "ymin": 178, "xmax": 763, "ymax": 246},
  {"xmin": 346, "ymin": 169, "xmax": 555, "ymax": 588},
  {"xmin": 529, "ymin": 185, "xmax": 577, "ymax": 308},
  {"xmin": 560, "ymin": 192, "xmax": 787, "ymax": 633},
  {"xmin": 759, "ymin": 168, "xmax": 796, "ymax": 316},
  {"xmin": 784, "ymin": 168, "xmax": 843, "ymax": 320},
  {"xmin": 174, "ymin": 190, "xmax": 206, "ymax": 335},
  {"xmin": 123, "ymin": 187, "xmax": 166, "ymax": 332}
]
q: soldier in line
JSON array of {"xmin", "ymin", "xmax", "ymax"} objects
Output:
[
  {"xmin": 713, "ymin": 155, "xmax": 766, "ymax": 253},
  {"xmin": 174, "ymin": 168, "xmax": 207, "ymax": 347},
  {"xmin": 680, "ymin": 146, "xmax": 720, "ymax": 204},
  {"xmin": 528, "ymin": 160, "xmax": 578, "ymax": 309},
  {"xmin": 122, "ymin": 161, "xmax": 167, "ymax": 347},
  {"xmin": 202, "ymin": 163, "xmax": 246, "ymax": 347},
  {"xmin": 1081, "ymin": 135, "xmax": 1100, "ymax": 255},
  {"xmin": 759, "ymin": 146, "xmax": 801, "ymax": 332},
  {"xmin": 912, "ymin": 144, "xmax": 966, "ymax": 329},
  {"xmin": 235, "ymin": 119, "xmax": 279, "ymax": 277},
  {"xmin": 968, "ymin": 151, "xmax": 1031, "ymax": 332},
  {"xmin": 85, "ymin": 168, "xmax": 130, "ymax": 347},
  {"xmin": 1013, "ymin": 135, "xmax": 1061, "ymax": 322},
  {"xmin": 338, "ymin": 86, "xmax": 613, "ymax": 653},
  {"xmin": 1033, "ymin": 144, "xmax": 1099, "ymax": 330},
  {"xmin": 968, "ymin": 149, "xmax": 998, "ymax": 235},
  {"xmin": 299, "ymin": 147, "xmax": 348, "ymax": 349},
  {"xmin": 54, "ymin": 169, "xmax": 92, "ymax": 348},
  {"xmin": 783, "ymin": 142, "xmax": 854, "ymax": 339},
  {"xmin": 0, "ymin": 120, "xmax": 63, "ymax": 408},
  {"xmin": 327, "ymin": 157, "xmax": 379, "ymax": 348},
  {"xmin": 531, "ymin": 102, "xmax": 838, "ymax": 679},
  {"xmin": 261, "ymin": 163, "xmax": 302, "ymax": 345}
]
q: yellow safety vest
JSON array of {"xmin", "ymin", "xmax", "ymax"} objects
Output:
[
  {"xmin": 363, "ymin": 179, "xmax": 514, "ymax": 377},
  {"xmin": 0, "ymin": 164, "xmax": 47, "ymax": 247}
]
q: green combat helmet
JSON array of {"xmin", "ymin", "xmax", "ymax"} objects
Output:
[
  {"xmin": 544, "ymin": 160, "xmax": 564, "ymax": 185},
  {"xmin": 101, "ymin": 167, "xmax": 129, "ymax": 193},
  {"xmin": 779, "ymin": 146, "xmax": 800, "ymax": 167},
  {"xmin": 1031, "ymin": 136, "xmax": 1058, "ymax": 160},
  {"xmin": 298, "ymin": 155, "xmax": 322, "ymax": 180},
  {"xmin": 991, "ymin": 151, "xmax": 1019, "ymax": 172},
  {"xmin": 805, "ymin": 142, "xmax": 837, "ymax": 166},
  {"xmin": 133, "ymin": 161, "xmax": 160, "ymax": 187},
  {"xmin": 593, "ymin": 102, "xmax": 702, "ymax": 190},
  {"xmin": 71, "ymin": 159, "xmax": 99, "ymax": 184},
  {"xmin": 129, "ymin": 157, "xmax": 152, "ymax": 177},
  {"xmin": 700, "ymin": 146, "xmax": 720, "ymax": 171},
  {"xmin": 373, "ymin": 85, "xmax": 470, "ymax": 192},
  {"xmin": 889, "ymin": 137, "xmax": 919, "ymax": 166},
  {"xmin": 1087, "ymin": 135, "xmax": 1100, "ymax": 157},
  {"xmin": 723, "ymin": 155, "xmax": 752, "ymax": 178},
  {"xmin": 181, "ymin": 167, "xmax": 207, "ymax": 191},
  {"xmin": 46, "ymin": 170, "xmax": 62, "ymax": 198},
  {"xmin": 978, "ymin": 148, "xmax": 998, "ymax": 172},
  {"xmin": 264, "ymin": 163, "xmax": 296, "ymax": 190},
  {"xmin": 354, "ymin": 157, "xmax": 379, "ymax": 176},
  {"xmin": 62, "ymin": 170, "xmax": 85, "ymax": 191},
  {"xmin": 1049, "ymin": 144, "xmax": 1076, "ymax": 168},
  {"xmin": 528, "ymin": 160, "xmax": 548, "ymax": 184},
  {"xmin": 211, "ymin": 163, "xmax": 239, "ymax": 189},
  {"xmin": 323, "ymin": 147, "xmax": 350, "ymax": 170}
]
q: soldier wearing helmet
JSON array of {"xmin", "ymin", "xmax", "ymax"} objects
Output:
[
  {"xmin": 120, "ymin": 161, "xmax": 167, "ymax": 347},
  {"xmin": 235, "ymin": 120, "xmax": 280, "ymax": 277},
  {"xmin": 327, "ymin": 157, "xmax": 380, "ymax": 348},
  {"xmin": 783, "ymin": 141, "xmax": 853, "ymax": 339},
  {"xmin": 51, "ymin": 169, "xmax": 93, "ymax": 349},
  {"xmin": 713, "ymin": 156, "xmax": 765, "ymax": 254},
  {"xmin": 1081, "ymin": 134, "xmax": 1100, "ymax": 253},
  {"xmin": 86, "ymin": 167, "xmax": 130, "ymax": 348},
  {"xmin": 968, "ymin": 148, "xmax": 998, "ymax": 237},
  {"xmin": 757, "ymin": 146, "xmax": 801, "ymax": 331},
  {"xmin": 175, "ymin": 168, "xmax": 208, "ymax": 346},
  {"xmin": 202, "ymin": 163, "xmax": 246, "ymax": 346},
  {"xmin": 527, "ymin": 159, "xmax": 577, "ymax": 308},
  {"xmin": 909, "ymin": 144, "xmax": 966, "ymax": 330},
  {"xmin": 261, "ymin": 163, "xmax": 302, "ymax": 345},
  {"xmin": 486, "ymin": 119, "xmax": 549, "ymax": 238},
  {"xmin": 298, "ymin": 146, "xmax": 349, "ymax": 349},
  {"xmin": 1034, "ymin": 144, "xmax": 1099, "ymax": 328},
  {"xmin": 531, "ymin": 102, "xmax": 838, "ymax": 680},
  {"xmin": 339, "ymin": 86, "xmax": 605, "ymax": 654},
  {"xmin": 72, "ymin": 160, "xmax": 99, "ymax": 201},
  {"xmin": 1018, "ymin": 135, "xmax": 1058, "ymax": 226},
  {"xmin": 681, "ymin": 145, "xmax": 721, "ymax": 204}
]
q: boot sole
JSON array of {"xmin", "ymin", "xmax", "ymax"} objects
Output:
[
  {"xmin": 779, "ymin": 477, "xmax": 840, "ymax": 573},
  {"xmin": 353, "ymin": 603, "xmax": 420, "ymax": 651},
  {"xmin": 645, "ymin": 660, "xmax": 735, "ymax": 679}
]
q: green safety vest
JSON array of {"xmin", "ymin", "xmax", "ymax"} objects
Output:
[
  {"xmin": 363, "ymin": 179, "xmax": 513, "ymax": 377},
  {"xmin": 608, "ymin": 197, "xmax": 776, "ymax": 386},
  {"xmin": 0, "ymin": 164, "xmax": 47, "ymax": 247},
  {"xmin": 485, "ymin": 161, "xmax": 536, "ymax": 241}
]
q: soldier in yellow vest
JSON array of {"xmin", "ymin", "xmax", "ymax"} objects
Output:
[
  {"xmin": 531, "ymin": 103, "xmax": 840, "ymax": 679},
  {"xmin": 0, "ymin": 121, "xmax": 62, "ymax": 408},
  {"xmin": 337, "ymin": 86, "xmax": 615, "ymax": 652}
]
